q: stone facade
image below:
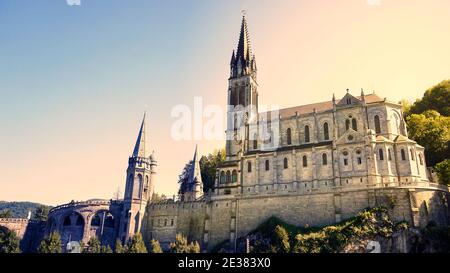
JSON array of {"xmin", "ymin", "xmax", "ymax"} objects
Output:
[{"xmin": 144, "ymin": 15, "xmax": 450, "ymax": 252}]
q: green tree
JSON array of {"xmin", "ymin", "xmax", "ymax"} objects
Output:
[
  {"xmin": 114, "ymin": 239, "xmax": 125, "ymax": 253},
  {"xmin": 101, "ymin": 245, "xmax": 113, "ymax": 253},
  {"xmin": 273, "ymin": 225, "xmax": 290, "ymax": 253},
  {"xmin": 200, "ymin": 148, "xmax": 226, "ymax": 193},
  {"xmin": 408, "ymin": 79, "xmax": 450, "ymax": 116},
  {"xmin": 406, "ymin": 110, "xmax": 450, "ymax": 166},
  {"xmin": 149, "ymin": 239, "xmax": 163, "ymax": 253},
  {"xmin": 33, "ymin": 205, "xmax": 50, "ymax": 221},
  {"xmin": 435, "ymin": 159, "xmax": 450, "ymax": 185},
  {"xmin": 83, "ymin": 237, "xmax": 101, "ymax": 253},
  {"xmin": 37, "ymin": 231, "xmax": 62, "ymax": 253},
  {"xmin": 126, "ymin": 233, "xmax": 148, "ymax": 253},
  {"xmin": 0, "ymin": 230, "xmax": 21, "ymax": 253},
  {"xmin": 0, "ymin": 209, "xmax": 12, "ymax": 219},
  {"xmin": 169, "ymin": 233, "xmax": 201, "ymax": 253}
]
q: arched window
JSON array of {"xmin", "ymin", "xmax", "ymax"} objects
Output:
[
  {"xmin": 374, "ymin": 115, "xmax": 381, "ymax": 134},
  {"xmin": 287, "ymin": 128, "xmax": 292, "ymax": 145},
  {"xmin": 91, "ymin": 214, "xmax": 101, "ymax": 227},
  {"xmin": 410, "ymin": 149, "xmax": 415, "ymax": 161},
  {"xmin": 220, "ymin": 171, "xmax": 226, "ymax": 183},
  {"xmin": 253, "ymin": 134, "xmax": 257, "ymax": 149},
  {"xmin": 302, "ymin": 156, "xmax": 308, "ymax": 167},
  {"xmin": 231, "ymin": 170, "xmax": 237, "ymax": 182},
  {"xmin": 63, "ymin": 215, "xmax": 71, "ymax": 226},
  {"xmin": 345, "ymin": 119, "xmax": 350, "ymax": 131},
  {"xmin": 283, "ymin": 158, "xmax": 288, "ymax": 169},
  {"xmin": 419, "ymin": 154, "xmax": 423, "ymax": 165},
  {"xmin": 323, "ymin": 122, "xmax": 329, "ymax": 140},
  {"xmin": 322, "ymin": 153, "xmax": 327, "ymax": 165},
  {"xmin": 144, "ymin": 175, "xmax": 149, "ymax": 196},
  {"xmin": 379, "ymin": 149, "xmax": 384, "ymax": 160},
  {"xmin": 136, "ymin": 174, "xmax": 143, "ymax": 198},
  {"xmin": 352, "ymin": 118, "xmax": 357, "ymax": 131},
  {"xmin": 388, "ymin": 149, "xmax": 392, "ymax": 161},
  {"xmin": 401, "ymin": 149, "xmax": 406, "ymax": 161},
  {"xmin": 304, "ymin": 125, "xmax": 310, "ymax": 142},
  {"xmin": 75, "ymin": 215, "xmax": 84, "ymax": 226},
  {"xmin": 226, "ymin": 171, "xmax": 231, "ymax": 183},
  {"xmin": 265, "ymin": 160, "xmax": 270, "ymax": 171}
]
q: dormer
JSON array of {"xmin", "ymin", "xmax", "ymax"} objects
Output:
[{"xmin": 336, "ymin": 91, "xmax": 362, "ymax": 107}]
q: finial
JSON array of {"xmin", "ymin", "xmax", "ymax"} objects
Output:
[
  {"xmin": 241, "ymin": 9, "xmax": 247, "ymax": 17},
  {"xmin": 346, "ymin": 88, "xmax": 349, "ymax": 93}
]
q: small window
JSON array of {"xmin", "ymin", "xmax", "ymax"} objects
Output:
[
  {"xmin": 287, "ymin": 128, "xmax": 292, "ymax": 145},
  {"xmin": 171, "ymin": 219, "xmax": 174, "ymax": 226},
  {"xmin": 379, "ymin": 149, "xmax": 384, "ymax": 161},
  {"xmin": 304, "ymin": 125, "xmax": 310, "ymax": 142},
  {"xmin": 283, "ymin": 158, "xmax": 288, "ymax": 169},
  {"xmin": 265, "ymin": 160, "xmax": 270, "ymax": 171},
  {"xmin": 323, "ymin": 122, "xmax": 329, "ymax": 140},
  {"xmin": 352, "ymin": 118, "xmax": 357, "ymax": 131},
  {"xmin": 401, "ymin": 149, "xmax": 406, "ymax": 161},
  {"xmin": 226, "ymin": 171, "xmax": 231, "ymax": 183},
  {"xmin": 302, "ymin": 156, "xmax": 308, "ymax": 167},
  {"xmin": 247, "ymin": 162, "xmax": 252, "ymax": 172},
  {"xmin": 345, "ymin": 119, "xmax": 350, "ymax": 131},
  {"xmin": 347, "ymin": 98, "xmax": 351, "ymax": 105},
  {"xmin": 322, "ymin": 153, "xmax": 327, "ymax": 165},
  {"xmin": 231, "ymin": 170, "xmax": 237, "ymax": 182},
  {"xmin": 357, "ymin": 157, "xmax": 362, "ymax": 165},
  {"xmin": 344, "ymin": 159, "xmax": 348, "ymax": 166},
  {"xmin": 374, "ymin": 115, "xmax": 381, "ymax": 134},
  {"xmin": 388, "ymin": 149, "xmax": 392, "ymax": 161},
  {"xmin": 164, "ymin": 219, "xmax": 167, "ymax": 226},
  {"xmin": 220, "ymin": 171, "xmax": 226, "ymax": 183},
  {"xmin": 253, "ymin": 134, "xmax": 257, "ymax": 149},
  {"xmin": 419, "ymin": 154, "xmax": 423, "ymax": 165},
  {"xmin": 410, "ymin": 149, "xmax": 415, "ymax": 161}
]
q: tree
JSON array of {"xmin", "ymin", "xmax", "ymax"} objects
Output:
[
  {"xmin": 0, "ymin": 229, "xmax": 20, "ymax": 253},
  {"xmin": 115, "ymin": 239, "xmax": 125, "ymax": 253},
  {"xmin": 149, "ymin": 239, "xmax": 163, "ymax": 253},
  {"xmin": 273, "ymin": 225, "xmax": 290, "ymax": 253},
  {"xmin": 199, "ymin": 148, "xmax": 226, "ymax": 193},
  {"xmin": 83, "ymin": 237, "xmax": 101, "ymax": 253},
  {"xmin": 435, "ymin": 159, "xmax": 450, "ymax": 185},
  {"xmin": 101, "ymin": 245, "xmax": 113, "ymax": 253},
  {"xmin": 406, "ymin": 110, "xmax": 450, "ymax": 166},
  {"xmin": 33, "ymin": 205, "xmax": 49, "ymax": 221},
  {"xmin": 0, "ymin": 209, "xmax": 12, "ymax": 219},
  {"xmin": 126, "ymin": 233, "xmax": 148, "ymax": 253},
  {"xmin": 37, "ymin": 231, "xmax": 62, "ymax": 253},
  {"xmin": 169, "ymin": 233, "xmax": 201, "ymax": 253},
  {"xmin": 408, "ymin": 79, "xmax": 450, "ymax": 116}
]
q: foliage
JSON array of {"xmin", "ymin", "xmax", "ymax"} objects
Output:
[
  {"xmin": 434, "ymin": 159, "xmax": 450, "ymax": 185},
  {"xmin": 406, "ymin": 110, "xmax": 450, "ymax": 166},
  {"xmin": 33, "ymin": 205, "xmax": 50, "ymax": 221},
  {"xmin": 151, "ymin": 192, "xmax": 168, "ymax": 203},
  {"xmin": 114, "ymin": 239, "xmax": 125, "ymax": 253},
  {"xmin": 199, "ymin": 148, "xmax": 226, "ymax": 193},
  {"xmin": 0, "ymin": 229, "xmax": 21, "ymax": 253},
  {"xmin": 273, "ymin": 225, "xmax": 290, "ymax": 253},
  {"xmin": 37, "ymin": 231, "xmax": 62, "ymax": 253},
  {"xmin": 126, "ymin": 233, "xmax": 148, "ymax": 253},
  {"xmin": 101, "ymin": 245, "xmax": 113, "ymax": 253},
  {"xmin": 0, "ymin": 209, "xmax": 12, "ymax": 219},
  {"xmin": 149, "ymin": 239, "xmax": 163, "ymax": 253},
  {"xmin": 168, "ymin": 233, "xmax": 201, "ymax": 253},
  {"xmin": 83, "ymin": 237, "xmax": 101, "ymax": 253},
  {"xmin": 407, "ymin": 79, "xmax": 450, "ymax": 117},
  {"xmin": 0, "ymin": 201, "xmax": 50, "ymax": 219}
]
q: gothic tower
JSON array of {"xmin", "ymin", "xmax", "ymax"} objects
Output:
[
  {"xmin": 119, "ymin": 114, "xmax": 157, "ymax": 242},
  {"xmin": 226, "ymin": 15, "xmax": 258, "ymax": 160},
  {"xmin": 178, "ymin": 145, "xmax": 204, "ymax": 202}
]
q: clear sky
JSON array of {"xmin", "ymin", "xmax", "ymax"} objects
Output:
[{"xmin": 1, "ymin": 0, "xmax": 449, "ymax": 205}]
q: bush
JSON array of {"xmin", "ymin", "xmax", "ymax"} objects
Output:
[
  {"xmin": 38, "ymin": 232, "xmax": 62, "ymax": 253},
  {"xmin": 435, "ymin": 159, "xmax": 450, "ymax": 185}
]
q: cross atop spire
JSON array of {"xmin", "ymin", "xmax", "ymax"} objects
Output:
[{"xmin": 132, "ymin": 113, "xmax": 148, "ymax": 158}]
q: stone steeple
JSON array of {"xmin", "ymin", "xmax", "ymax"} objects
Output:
[
  {"xmin": 230, "ymin": 15, "xmax": 257, "ymax": 79},
  {"xmin": 132, "ymin": 113, "xmax": 148, "ymax": 158},
  {"xmin": 179, "ymin": 145, "xmax": 203, "ymax": 201}
]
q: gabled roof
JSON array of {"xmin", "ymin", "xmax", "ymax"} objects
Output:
[{"xmin": 260, "ymin": 93, "xmax": 385, "ymax": 119}]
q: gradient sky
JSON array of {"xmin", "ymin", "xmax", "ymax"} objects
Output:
[{"xmin": 1, "ymin": 0, "xmax": 449, "ymax": 206}]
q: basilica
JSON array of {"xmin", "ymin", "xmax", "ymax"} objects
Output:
[{"xmin": 1, "ymin": 15, "xmax": 448, "ymax": 253}]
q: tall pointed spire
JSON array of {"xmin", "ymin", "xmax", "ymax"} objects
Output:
[
  {"xmin": 236, "ymin": 15, "xmax": 251, "ymax": 63},
  {"xmin": 132, "ymin": 113, "xmax": 148, "ymax": 158},
  {"xmin": 188, "ymin": 145, "xmax": 202, "ymax": 187}
]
